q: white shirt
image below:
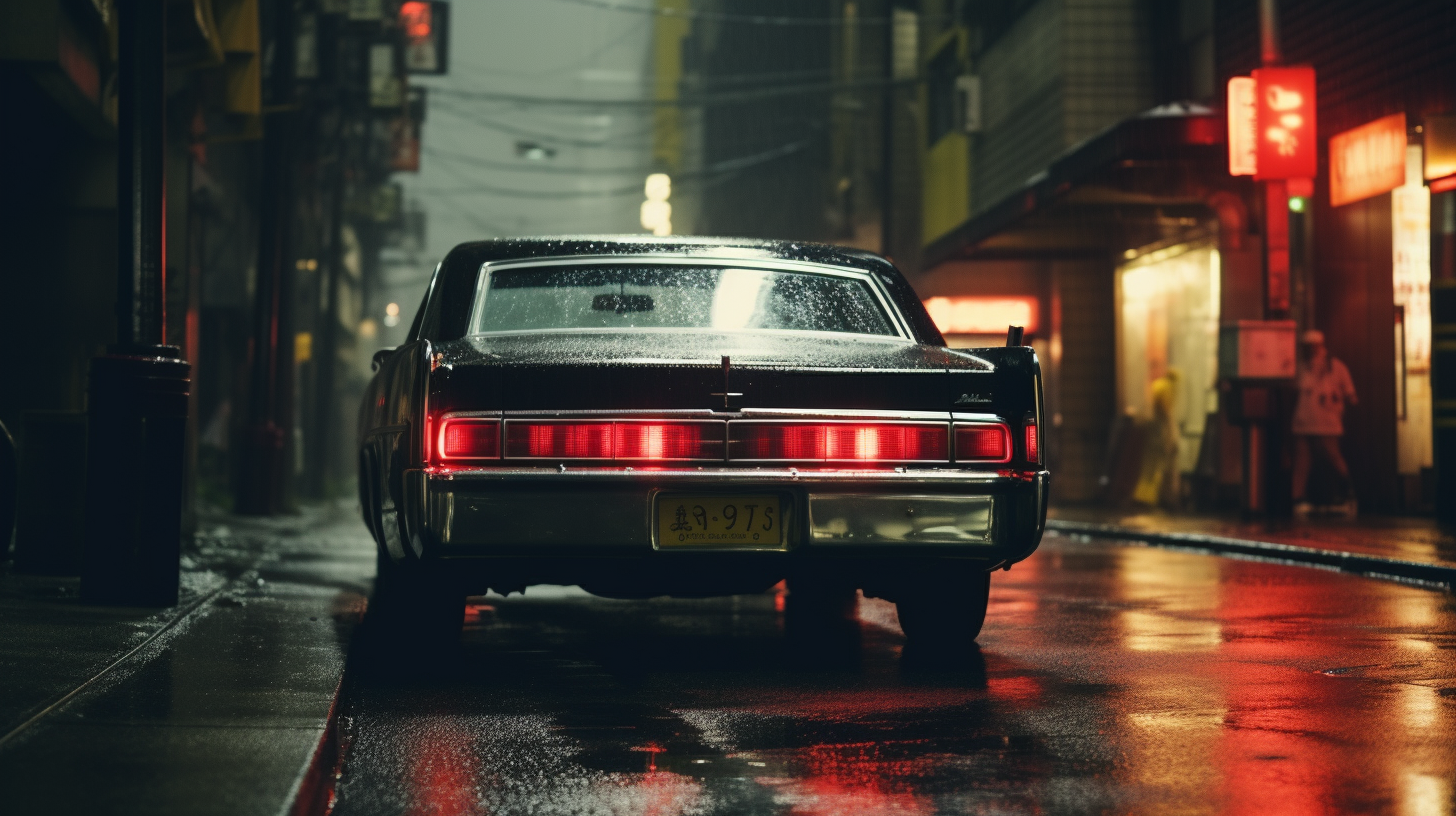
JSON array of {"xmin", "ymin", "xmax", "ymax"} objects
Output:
[{"xmin": 1292, "ymin": 358, "xmax": 1357, "ymax": 436}]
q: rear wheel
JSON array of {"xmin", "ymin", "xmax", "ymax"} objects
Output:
[
  {"xmin": 370, "ymin": 549, "xmax": 465, "ymax": 649},
  {"xmin": 895, "ymin": 567, "xmax": 992, "ymax": 650}
]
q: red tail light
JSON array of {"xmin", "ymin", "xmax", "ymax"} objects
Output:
[
  {"xmin": 954, "ymin": 423, "xmax": 1012, "ymax": 463},
  {"xmin": 436, "ymin": 418, "xmax": 501, "ymax": 460},
  {"xmin": 503, "ymin": 421, "xmax": 721, "ymax": 461},
  {"xmin": 1025, "ymin": 423, "xmax": 1039, "ymax": 463},
  {"xmin": 615, "ymin": 422, "xmax": 719, "ymax": 460},
  {"xmin": 507, "ymin": 421, "xmax": 614, "ymax": 459},
  {"xmin": 730, "ymin": 423, "xmax": 948, "ymax": 462}
]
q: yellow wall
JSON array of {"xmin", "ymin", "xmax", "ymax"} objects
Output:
[
  {"xmin": 651, "ymin": 0, "xmax": 689, "ymax": 172},
  {"xmin": 922, "ymin": 132, "xmax": 970, "ymax": 244},
  {"xmin": 920, "ymin": 27, "xmax": 970, "ymax": 245}
]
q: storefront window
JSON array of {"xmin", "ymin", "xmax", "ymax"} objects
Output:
[
  {"xmin": 1116, "ymin": 243, "xmax": 1222, "ymax": 480},
  {"xmin": 1394, "ymin": 145, "xmax": 1433, "ymax": 476}
]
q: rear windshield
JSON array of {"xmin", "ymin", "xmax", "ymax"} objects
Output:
[{"xmin": 468, "ymin": 265, "xmax": 899, "ymax": 337}]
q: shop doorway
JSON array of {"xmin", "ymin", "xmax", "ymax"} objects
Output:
[{"xmin": 1114, "ymin": 242, "xmax": 1221, "ymax": 507}]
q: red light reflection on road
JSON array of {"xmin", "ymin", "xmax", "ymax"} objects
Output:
[
  {"xmin": 755, "ymin": 742, "xmax": 932, "ymax": 816},
  {"xmin": 1097, "ymin": 545, "xmax": 1455, "ymax": 816},
  {"xmin": 402, "ymin": 722, "xmax": 480, "ymax": 816}
]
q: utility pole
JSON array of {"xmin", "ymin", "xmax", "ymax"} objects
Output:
[
  {"xmin": 309, "ymin": 105, "xmax": 350, "ymax": 499},
  {"xmin": 879, "ymin": 1, "xmax": 895, "ymax": 259},
  {"xmin": 83, "ymin": 0, "xmax": 190, "ymax": 606},
  {"xmin": 1238, "ymin": 0, "xmax": 1298, "ymax": 519},
  {"xmin": 238, "ymin": 0, "xmax": 298, "ymax": 515}
]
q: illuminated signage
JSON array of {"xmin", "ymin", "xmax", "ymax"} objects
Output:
[
  {"xmin": 1425, "ymin": 115, "xmax": 1456, "ymax": 191},
  {"xmin": 1252, "ymin": 66, "xmax": 1317, "ymax": 180},
  {"xmin": 1227, "ymin": 77, "xmax": 1258, "ymax": 176},
  {"xmin": 1394, "ymin": 145, "xmax": 1431, "ymax": 372},
  {"xmin": 923, "ymin": 296, "xmax": 1039, "ymax": 335},
  {"xmin": 1329, "ymin": 113, "xmax": 1406, "ymax": 207}
]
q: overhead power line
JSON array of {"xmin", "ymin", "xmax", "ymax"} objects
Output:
[
  {"xmin": 431, "ymin": 76, "xmax": 918, "ymax": 109},
  {"xmin": 424, "ymin": 136, "xmax": 810, "ymax": 177},
  {"xmin": 538, "ymin": 0, "xmax": 954, "ymax": 27},
  {"xmin": 416, "ymin": 138, "xmax": 814, "ymax": 199},
  {"xmin": 431, "ymin": 100, "xmax": 658, "ymax": 149}
]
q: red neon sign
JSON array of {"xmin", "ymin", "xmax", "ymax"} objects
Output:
[{"xmin": 1253, "ymin": 66, "xmax": 1317, "ymax": 180}]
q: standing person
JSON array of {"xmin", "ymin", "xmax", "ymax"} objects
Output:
[
  {"xmin": 1291, "ymin": 330, "xmax": 1358, "ymax": 517},
  {"xmin": 1132, "ymin": 368, "xmax": 1182, "ymax": 508}
]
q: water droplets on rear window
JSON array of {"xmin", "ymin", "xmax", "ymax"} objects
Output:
[{"xmin": 468, "ymin": 265, "xmax": 897, "ymax": 337}]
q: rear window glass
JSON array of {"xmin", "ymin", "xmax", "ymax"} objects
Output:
[{"xmin": 468, "ymin": 265, "xmax": 898, "ymax": 337}]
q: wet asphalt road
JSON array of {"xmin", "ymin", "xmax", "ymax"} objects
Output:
[{"xmin": 329, "ymin": 537, "xmax": 1456, "ymax": 815}]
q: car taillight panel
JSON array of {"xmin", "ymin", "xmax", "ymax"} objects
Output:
[
  {"xmin": 730, "ymin": 422, "xmax": 948, "ymax": 462},
  {"xmin": 438, "ymin": 417, "xmax": 1025, "ymax": 466},
  {"xmin": 615, "ymin": 422, "xmax": 720, "ymax": 460},
  {"xmin": 436, "ymin": 418, "xmax": 501, "ymax": 460},
  {"xmin": 503, "ymin": 421, "xmax": 722, "ymax": 461},
  {"xmin": 954, "ymin": 423, "xmax": 1012, "ymax": 463}
]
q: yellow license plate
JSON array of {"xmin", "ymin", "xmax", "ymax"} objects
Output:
[{"xmin": 655, "ymin": 495, "xmax": 785, "ymax": 549}]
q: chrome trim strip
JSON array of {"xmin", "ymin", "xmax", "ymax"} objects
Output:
[
  {"xmin": 425, "ymin": 467, "xmax": 1034, "ymax": 485},
  {"xmin": 950, "ymin": 412, "xmax": 1006, "ymax": 423},
  {"xmin": 501, "ymin": 408, "xmax": 719, "ymax": 418},
  {"xmin": 741, "ymin": 408, "xmax": 952, "ymax": 421},
  {"xmin": 470, "ymin": 254, "xmax": 915, "ymax": 341}
]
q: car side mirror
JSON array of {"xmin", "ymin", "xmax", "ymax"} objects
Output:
[{"xmin": 371, "ymin": 347, "xmax": 397, "ymax": 372}]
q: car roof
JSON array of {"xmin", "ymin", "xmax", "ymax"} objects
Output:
[
  {"xmin": 421, "ymin": 236, "xmax": 944, "ymax": 346},
  {"xmin": 440, "ymin": 235, "xmax": 896, "ymax": 275}
]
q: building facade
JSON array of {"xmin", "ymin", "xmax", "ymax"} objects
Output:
[{"xmin": 914, "ymin": 0, "xmax": 1455, "ymax": 514}]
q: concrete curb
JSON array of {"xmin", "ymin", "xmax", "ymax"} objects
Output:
[
  {"xmin": 282, "ymin": 681, "xmax": 345, "ymax": 816},
  {"xmin": 1044, "ymin": 519, "xmax": 1456, "ymax": 593}
]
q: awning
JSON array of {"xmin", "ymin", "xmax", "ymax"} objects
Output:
[{"xmin": 923, "ymin": 104, "xmax": 1230, "ymax": 266}]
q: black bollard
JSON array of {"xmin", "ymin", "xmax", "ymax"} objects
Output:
[{"xmin": 81, "ymin": 348, "xmax": 190, "ymax": 606}]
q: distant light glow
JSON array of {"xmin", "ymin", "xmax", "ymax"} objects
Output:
[
  {"xmin": 923, "ymin": 296, "xmax": 1038, "ymax": 335},
  {"xmin": 709, "ymin": 268, "xmax": 768, "ymax": 329},
  {"xmin": 641, "ymin": 173, "xmax": 672, "ymax": 236},
  {"xmin": 1226, "ymin": 76, "xmax": 1257, "ymax": 176},
  {"xmin": 1288, "ymin": 196, "xmax": 1307, "ymax": 212}
]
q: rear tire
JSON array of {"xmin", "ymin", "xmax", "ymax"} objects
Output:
[
  {"xmin": 370, "ymin": 549, "xmax": 465, "ymax": 650},
  {"xmin": 895, "ymin": 567, "xmax": 991, "ymax": 651}
]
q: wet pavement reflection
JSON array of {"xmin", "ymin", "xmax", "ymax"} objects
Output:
[{"xmin": 328, "ymin": 539, "xmax": 1456, "ymax": 815}]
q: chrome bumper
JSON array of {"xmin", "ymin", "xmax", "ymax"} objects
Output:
[{"xmin": 404, "ymin": 467, "xmax": 1049, "ymax": 563}]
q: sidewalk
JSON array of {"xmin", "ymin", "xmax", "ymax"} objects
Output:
[
  {"xmin": 0, "ymin": 503, "xmax": 375, "ymax": 816},
  {"xmin": 1047, "ymin": 506, "xmax": 1456, "ymax": 591}
]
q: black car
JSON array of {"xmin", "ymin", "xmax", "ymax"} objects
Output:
[{"xmin": 359, "ymin": 236, "xmax": 1047, "ymax": 650}]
